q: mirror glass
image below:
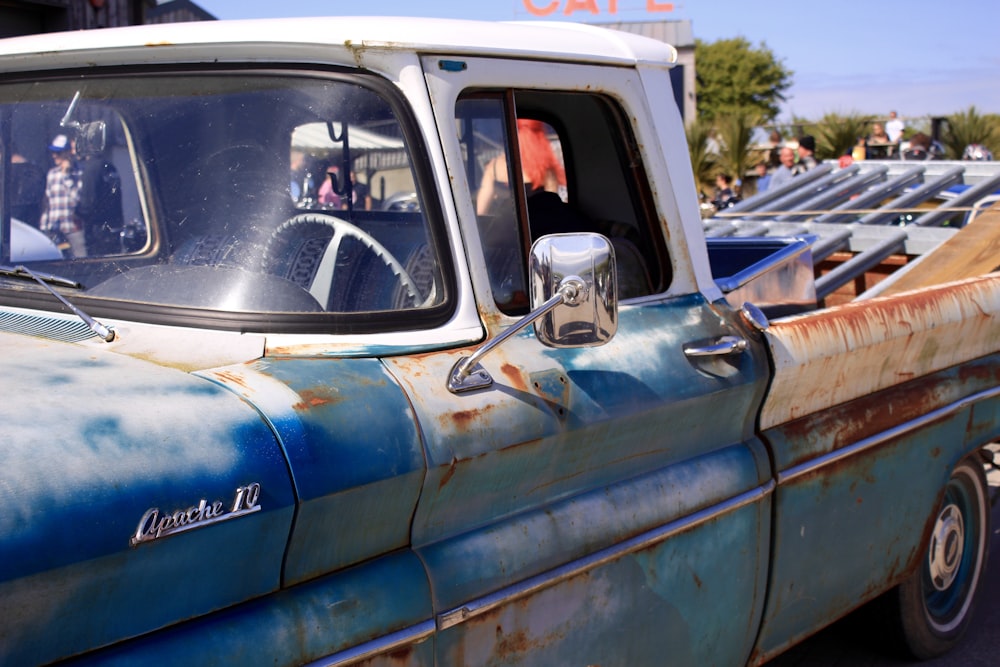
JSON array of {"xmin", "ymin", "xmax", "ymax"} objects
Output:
[{"xmin": 529, "ymin": 232, "xmax": 617, "ymax": 348}]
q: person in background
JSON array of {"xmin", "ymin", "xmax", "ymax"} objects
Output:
[
  {"xmin": 886, "ymin": 110, "xmax": 905, "ymax": 143},
  {"xmin": 475, "ymin": 118, "xmax": 574, "ymax": 310},
  {"xmin": 317, "ymin": 165, "xmax": 342, "ymax": 208},
  {"xmin": 9, "ymin": 151, "xmax": 46, "ymax": 227},
  {"xmin": 765, "ymin": 130, "xmax": 783, "ymax": 169},
  {"xmin": 866, "ymin": 122, "xmax": 894, "ymax": 158},
  {"xmin": 477, "ymin": 118, "xmax": 565, "ymax": 217},
  {"xmin": 39, "ymin": 133, "xmax": 85, "ymax": 257},
  {"xmin": 767, "ymin": 146, "xmax": 797, "ymax": 191},
  {"xmin": 868, "ymin": 122, "xmax": 891, "ymax": 145},
  {"xmin": 852, "ymin": 137, "xmax": 868, "ymax": 162},
  {"xmin": 705, "ymin": 128, "xmax": 722, "ymax": 156},
  {"xmin": 76, "ymin": 138, "xmax": 124, "ymax": 255},
  {"xmin": 796, "ymin": 135, "xmax": 819, "ymax": 172},
  {"xmin": 289, "ymin": 148, "xmax": 307, "ymax": 202},
  {"xmin": 347, "ymin": 171, "xmax": 372, "ymax": 211},
  {"xmin": 901, "ymin": 132, "xmax": 935, "ymax": 160},
  {"xmin": 962, "ymin": 144, "xmax": 994, "ymax": 161},
  {"xmin": 514, "ymin": 118, "xmax": 565, "ymax": 196},
  {"xmin": 753, "ymin": 161, "xmax": 771, "ymax": 193},
  {"xmin": 711, "ymin": 173, "xmax": 739, "ymax": 210}
]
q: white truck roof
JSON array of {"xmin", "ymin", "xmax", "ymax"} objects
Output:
[{"xmin": 0, "ymin": 16, "xmax": 678, "ymax": 69}]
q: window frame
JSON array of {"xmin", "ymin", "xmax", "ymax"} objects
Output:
[{"xmin": 455, "ymin": 85, "xmax": 671, "ymax": 315}]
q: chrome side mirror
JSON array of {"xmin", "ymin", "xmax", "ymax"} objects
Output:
[
  {"xmin": 530, "ymin": 233, "xmax": 617, "ymax": 348},
  {"xmin": 447, "ymin": 233, "xmax": 618, "ymax": 393}
]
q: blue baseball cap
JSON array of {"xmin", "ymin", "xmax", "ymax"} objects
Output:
[{"xmin": 48, "ymin": 134, "xmax": 71, "ymax": 152}]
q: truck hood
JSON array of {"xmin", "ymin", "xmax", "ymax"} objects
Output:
[{"xmin": 0, "ymin": 331, "xmax": 296, "ymax": 666}]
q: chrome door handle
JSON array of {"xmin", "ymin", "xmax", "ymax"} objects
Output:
[{"xmin": 683, "ymin": 335, "xmax": 748, "ymax": 358}]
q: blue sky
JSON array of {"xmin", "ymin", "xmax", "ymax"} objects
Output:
[{"xmin": 195, "ymin": 0, "xmax": 1000, "ymax": 124}]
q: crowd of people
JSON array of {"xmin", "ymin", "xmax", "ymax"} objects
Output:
[
  {"xmin": 747, "ymin": 111, "xmax": 995, "ymax": 200},
  {"xmin": 710, "ymin": 132, "xmax": 821, "ymax": 209}
]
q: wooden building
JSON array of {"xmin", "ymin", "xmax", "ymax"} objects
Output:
[{"xmin": 0, "ymin": 0, "xmax": 215, "ymax": 38}]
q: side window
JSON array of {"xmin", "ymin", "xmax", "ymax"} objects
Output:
[{"xmin": 457, "ymin": 90, "xmax": 670, "ymax": 315}]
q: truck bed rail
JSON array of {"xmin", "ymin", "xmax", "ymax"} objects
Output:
[{"xmin": 707, "ymin": 160, "xmax": 1000, "ymax": 301}]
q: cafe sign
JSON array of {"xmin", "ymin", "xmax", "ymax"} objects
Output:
[{"xmin": 523, "ymin": 0, "xmax": 675, "ymax": 16}]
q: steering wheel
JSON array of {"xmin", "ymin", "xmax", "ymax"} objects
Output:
[{"xmin": 263, "ymin": 212, "xmax": 423, "ymax": 310}]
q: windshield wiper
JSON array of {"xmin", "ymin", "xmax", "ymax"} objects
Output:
[
  {"xmin": 0, "ymin": 264, "xmax": 81, "ymax": 288},
  {"xmin": 0, "ymin": 264, "xmax": 115, "ymax": 342}
]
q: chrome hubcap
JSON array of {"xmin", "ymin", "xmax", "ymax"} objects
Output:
[{"xmin": 928, "ymin": 503, "xmax": 964, "ymax": 591}]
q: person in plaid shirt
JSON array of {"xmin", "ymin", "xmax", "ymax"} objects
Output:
[{"xmin": 39, "ymin": 134, "xmax": 85, "ymax": 257}]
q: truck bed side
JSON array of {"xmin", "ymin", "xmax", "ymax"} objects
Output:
[{"xmin": 749, "ymin": 272, "xmax": 1000, "ymax": 661}]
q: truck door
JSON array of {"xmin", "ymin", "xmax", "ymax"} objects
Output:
[{"xmin": 380, "ymin": 57, "xmax": 774, "ymax": 666}]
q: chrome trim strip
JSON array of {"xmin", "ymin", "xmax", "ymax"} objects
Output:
[
  {"xmin": 777, "ymin": 385, "xmax": 1000, "ymax": 485},
  {"xmin": 437, "ymin": 481, "xmax": 775, "ymax": 631},
  {"xmin": 304, "ymin": 620, "xmax": 435, "ymax": 667}
]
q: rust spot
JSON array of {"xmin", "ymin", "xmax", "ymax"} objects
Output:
[
  {"xmin": 439, "ymin": 456, "xmax": 458, "ymax": 489},
  {"xmin": 501, "ymin": 362, "xmax": 528, "ymax": 392},
  {"xmin": 958, "ymin": 361, "xmax": 999, "ymax": 383},
  {"xmin": 291, "ymin": 388, "xmax": 342, "ymax": 411},
  {"xmin": 211, "ymin": 369, "xmax": 252, "ymax": 392},
  {"xmin": 768, "ymin": 359, "xmax": 989, "ymax": 470},
  {"xmin": 351, "ymin": 643, "xmax": 415, "ymax": 666},
  {"xmin": 691, "ymin": 571, "xmax": 703, "ymax": 589},
  {"xmin": 443, "ymin": 403, "xmax": 498, "ymax": 430},
  {"xmin": 930, "ymin": 447, "xmax": 942, "ymax": 459},
  {"xmin": 495, "ymin": 628, "xmax": 539, "ymax": 660},
  {"xmin": 384, "ymin": 645, "xmax": 415, "ymax": 665},
  {"xmin": 449, "ymin": 408, "xmax": 479, "ymax": 427}
]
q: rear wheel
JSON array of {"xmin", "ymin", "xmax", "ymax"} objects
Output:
[{"xmin": 893, "ymin": 456, "xmax": 990, "ymax": 659}]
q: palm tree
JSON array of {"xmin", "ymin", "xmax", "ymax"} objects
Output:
[
  {"xmin": 812, "ymin": 111, "xmax": 873, "ymax": 160},
  {"xmin": 715, "ymin": 111, "xmax": 762, "ymax": 188},
  {"xmin": 942, "ymin": 106, "xmax": 997, "ymax": 159},
  {"xmin": 685, "ymin": 119, "xmax": 718, "ymax": 197}
]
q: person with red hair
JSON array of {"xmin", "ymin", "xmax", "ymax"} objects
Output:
[
  {"xmin": 514, "ymin": 118, "xmax": 565, "ymax": 194},
  {"xmin": 476, "ymin": 118, "xmax": 566, "ymax": 216}
]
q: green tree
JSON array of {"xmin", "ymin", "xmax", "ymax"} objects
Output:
[{"xmin": 695, "ymin": 37, "xmax": 793, "ymax": 123}]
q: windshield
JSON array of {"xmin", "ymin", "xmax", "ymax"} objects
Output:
[{"xmin": 0, "ymin": 71, "xmax": 448, "ymax": 333}]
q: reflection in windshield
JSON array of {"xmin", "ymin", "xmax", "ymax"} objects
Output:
[{"xmin": 0, "ymin": 73, "xmax": 444, "ymax": 331}]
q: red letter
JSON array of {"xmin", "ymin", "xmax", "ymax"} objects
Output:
[
  {"xmin": 523, "ymin": 0, "xmax": 560, "ymax": 16},
  {"xmin": 608, "ymin": 0, "xmax": 618, "ymax": 13},
  {"xmin": 563, "ymin": 0, "xmax": 600, "ymax": 16},
  {"xmin": 647, "ymin": 0, "xmax": 675, "ymax": 11}
]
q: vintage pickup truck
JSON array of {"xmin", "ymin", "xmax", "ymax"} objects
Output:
[{"xmin": 0, "ymin": 17, "xmax": 997, "ymax": 667}]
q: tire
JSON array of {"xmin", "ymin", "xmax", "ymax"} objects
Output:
[{"xmin": 892, "ymin": 456, "xmax": 991, "ymax": 659}]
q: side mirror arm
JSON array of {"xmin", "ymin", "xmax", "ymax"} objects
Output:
[{"xmin": 447, "ymin": 276, "xmax": 586, "ymax": 394}]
